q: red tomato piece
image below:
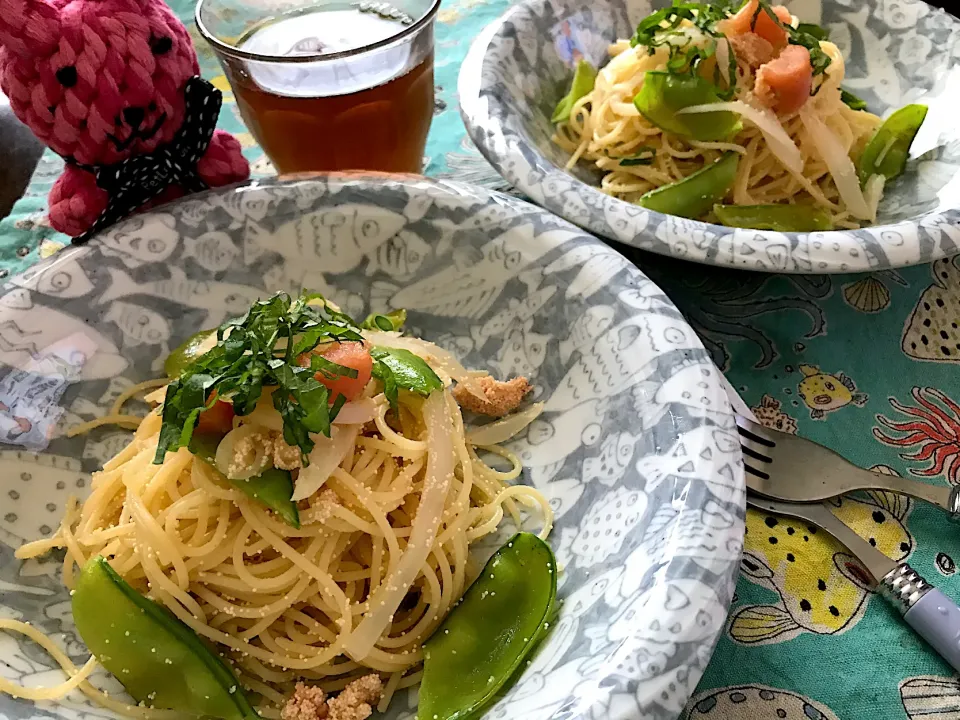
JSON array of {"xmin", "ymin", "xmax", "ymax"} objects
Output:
[
  {"xmin": 197, "ymin": 394, "xmax": 235, "ymax": 435},
  {"xmin": 300, "ymin": 342, "xmax": 373, "ymax": 403}
]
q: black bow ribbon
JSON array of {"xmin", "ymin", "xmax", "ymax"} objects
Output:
[{"xmin": 71, "ymin": 76, "xmax": 222, "ymax": 245}]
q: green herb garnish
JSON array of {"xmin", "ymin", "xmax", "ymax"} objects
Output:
[
  {"xmin": 370, "ymin": 347, "xmax": 443, "ymax": 411},
  {"xmin": 619, "ymin": 146, "xmax": 657, "ymax": 166},
  {"xmin": 841, "ymin": 88, "xmax": 868, "ymax": 111},
  {"xmin": 631, "ymin": 0, "xmax": 734, "ymax": 48},
  {"xmin": 796, "ymin": 21, "xmax": 829, "ymax": 40},
  {"xmin": 155, "ymin": 292, "xmax": 363, "ymax": 465},
  {"xmin": 629, "ymin": 0, "xmax": 737, "ymax": 99}
]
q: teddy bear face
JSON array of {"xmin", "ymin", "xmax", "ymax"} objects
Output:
[{"xmin": 0, "ymin": 0, "xmax": 201, "ymax": 166}]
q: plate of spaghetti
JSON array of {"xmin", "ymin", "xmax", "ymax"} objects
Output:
[
  {"xmin": 0, "ymin": 176, "xmax": 743, "ymax": 720},
  {"xmin": 459, "ymin": 0, "xmax": 960, "ymax": 272}
]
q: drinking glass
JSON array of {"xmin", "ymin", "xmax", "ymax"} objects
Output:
[{"xmin": 196, "ymin": 0, "xmax": 440, "ymax": 174}]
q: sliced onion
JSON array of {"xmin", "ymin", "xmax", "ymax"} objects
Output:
[
  {"xmin": 215, "ymin": 424, "xmax": 273, "ymax": 480},
  {"xmin": 333, "ymin": 398, "xmax": 378, "ymax": 425},
  {"xmin": 362, "ymin": 330, "xmax": 488, "ymax": 399},
  {"xmin": 466, "ymin": 402, "xmax": 544, "ymax": 446},
  {"xmin": 715, "ymin": 37, "xmax": 731, "ymax": 88},
  {"xmin": 292, "ymin": 424, "xmax": 361, "ymax": 501},
  {"xmin": 344, "ymin": 391, "xmax": 454, "ymax": 660},
  {"xmin": 800, "ymin": 108, "xmax": 871, "ymax": 219},
  {"xmin": 678, "ymin": 101, "xmax": 803, "ymax": 173},
  {"xmin": 864, "ymin": 173, "xmax": 886, "ymax": 224}
]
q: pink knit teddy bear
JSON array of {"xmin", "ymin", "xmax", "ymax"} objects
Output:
[{"xmin": 0, "ymin": 0, "xmax": 250, "ymax": 241}]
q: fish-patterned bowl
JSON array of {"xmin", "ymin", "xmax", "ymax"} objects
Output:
[
  {"xmin": 457, "ymin": 0, "xmax": 960, "ymax": 273},
  {"xmin": 0, "ymin": 176, "xmax": 745, "ymax": 720}
]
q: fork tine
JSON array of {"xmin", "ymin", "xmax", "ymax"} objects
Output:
[
  {"xmin": 733, "ymin": 415, "xmax": 777, "ymax": 481},
  {"xmin": 741, "ymin": 444, "xmax": 773, "ymax": 465},
  {"xmin": 735, "ymin": 416, "xmax": 775, "ymax": 462},
  {"xmin": 743, "ymin": 459, "xmax": 771, "ymax": 481},
  {"xmin": 734, "ymin": 415, "xmax": 775, "ymax": 447}
]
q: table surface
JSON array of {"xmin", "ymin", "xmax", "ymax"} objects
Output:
[{"xmin": 2, "ymin": 1, "xmax": 960, "ymax": 719}]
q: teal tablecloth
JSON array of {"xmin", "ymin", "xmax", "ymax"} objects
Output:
[{"xmin": 4, "ymin": 1, "xmax": 960, "ymax": 718}]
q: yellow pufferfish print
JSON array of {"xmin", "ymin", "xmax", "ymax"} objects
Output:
[
  {"xmin": 797, "ymin": 364, "xmax": 868, "ymax": 420},
  {"xmin": 730, "ymin": 488, "xmax": 913, "ymax": 645}
]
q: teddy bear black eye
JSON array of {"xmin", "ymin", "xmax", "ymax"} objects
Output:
[
  {"xmin": 150, "ymin": 35, "xmax": 173, "ymax": 55},
  {"xmin": 55, "ymin": 66, "xmax": 78, "ymax": 87}
]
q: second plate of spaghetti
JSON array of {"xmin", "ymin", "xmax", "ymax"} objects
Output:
[
  {"xmin": 459, "ymin": 0, "xmax": 960, "ymax": 272},
  {"xmin": 0, "ymin": 176, "xmax": 743, "ymax": 720}
]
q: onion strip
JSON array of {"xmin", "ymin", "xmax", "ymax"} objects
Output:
[
  {"xmin": 332, "ymin": 398, "xmax": 379, "ymax": 425},
  {"xmin": 715, "ymin": 37, "xmax": 731, "ymax": 88},
  {"xmin": 678, "ymin": 100, "xmax": 803, "ymax": 173},
  {"xmin": 466, "ymin": 402, "xmax": 544, "ymax": 446},
  {"xmin": 800, "ymin": 108, "xmax": 871, "ymax": 219},
  {"xmin": 215, "ymin": 424, "xmax": 273, "ymax": 479},
  {"xmin": 343, "ymin": 391, "xmax": 454, "ymax": 660},
  {"xmin": 864, "ymin": 173, "xmax": 886, "ymax": 223},
  {"xmin": 292, "ymin": 424, "xmax": 361, "ymax": 500}
]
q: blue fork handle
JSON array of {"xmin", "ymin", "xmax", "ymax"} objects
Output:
[{"xmin": 882, "ymin": 564, "xmax": 960, "ymax": 671}]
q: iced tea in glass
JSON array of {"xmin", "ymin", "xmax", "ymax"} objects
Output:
[{"xmin": 196, "ymin": 0, "xmax": 439, "ymax": 174}]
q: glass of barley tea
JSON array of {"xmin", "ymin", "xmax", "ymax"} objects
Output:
[{"xmin": 196, "ymin": 0, "xmax": 439, "ymax": 174}]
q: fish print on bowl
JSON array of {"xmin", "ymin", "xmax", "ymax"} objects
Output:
[
  {"xmin": 0, "ymin": 177, "xmax": 745, "ymax": 720},
  {"xmin": 458, "ymin": 0, "xmax": 960, "ymax": 273}
]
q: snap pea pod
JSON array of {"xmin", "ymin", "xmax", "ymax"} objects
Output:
[
  {"xmin": 858, "ymin": 104, "xmax": 928, "ymax": 184},
  {"xmin": 360, "ymin": 308, "xmax": 407, "ymax": 332},
  {"xmin": 165, "ymin": 329, "xmax": 217, "ymax": 378},
  {"xmin": 639, "ymin": 152, "xmax": 739, "ymax": 218},
  {"xmin": 713, "ymin": 203, "xmax": 833, "ymax": 231},
  {"xmin": 72, "ymin": 556, "xmax": 258, "ymax": 720},
  {"xmin": 189, "ymin": 433, "xmax": 300, "ymax": 528},
  {"xmin": 551, "ymin": 60, "xmax": 598, "ymax": 124},
  {"xmin": 417, "ymin": 532, "xmax": 557, "ymax": 720},
  {"xmin": 633, "ymin": 72, "xmax": 741, "ymax": 142}
]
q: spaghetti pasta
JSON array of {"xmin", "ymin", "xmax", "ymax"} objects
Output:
[
  {"xmin": 11, "ymin": 317, "xmax": 552, "ymax": 718},
  {"xmin": 553, "ymin": 1, "xmax": 890, "ymax": 229},
  {"xmin": 9, "ymin": 382, "xmax": 551, "ymax": 716}
]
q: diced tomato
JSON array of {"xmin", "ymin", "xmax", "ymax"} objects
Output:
[
  {"xmin": 197, "ymin": 393, "xmax": 235, "ymax": 435},
  {"xmin": 720, "ymin": 0, "xmax": 792, "ymax": 49},
  {"xmin": 754, "ymin": 45, "xmax": 813, "ymax": 115},
  {"xmin": 299, "ymin": 341, "xmax": 373, "ymax": 403}
]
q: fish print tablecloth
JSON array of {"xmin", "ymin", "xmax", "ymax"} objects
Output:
[{"xmin": 3, "ymin": 0, "xmax": 960, "ymax": 718}]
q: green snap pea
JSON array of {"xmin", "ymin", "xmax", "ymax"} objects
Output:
[
  {"xmin": 639, "ymin": 152, "xmax": 739, "ymax": 218},
  {"xmin": 713, "ymin": 203, "xmax": 833, "ymax": 231},
  {"xmin": 552, "ymin": 60, "xmax": 598, "ymax": 124},
  {"xmin": 633, "ymin": 72, "xmax": 741, "ymax": 142},
  {"xmin": 417, "ymin": 532, "xmax": 557, "ymax": 720},
  {"xmin": 858, "ymin": 104, "xmax": 928, "ymax": 184},
  {"xmin": 189, "ymin": 433, "xmax": 300, "ymax": 528},
  {"xmin": 360, "ymin": 308, "xmax": 407, "ymax": 332},
  {"xmin": 165, "ymin": 329, "xmax": 216, "ymax": 378},
  {"xmin": 72, "ymin": 556, "xmax": 258, "ymax": 720}
]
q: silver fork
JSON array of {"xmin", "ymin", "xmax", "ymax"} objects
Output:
[
  {"xmin": 735, "ymin": 414, "xmax": 960, "ymax": 518},
  {"xmin": 747, "ymin": 492, "xmax": 960, "ymax": 671}
]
